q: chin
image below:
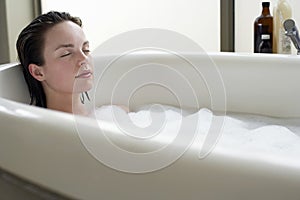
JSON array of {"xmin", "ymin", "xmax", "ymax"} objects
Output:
[{"xmin": 73, "ymin": 79, "xmax": 94, "ymax": 93}]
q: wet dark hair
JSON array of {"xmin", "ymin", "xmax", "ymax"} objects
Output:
[{"xmin": 16, "ymin": 11, "xmax": 82, "ymax": 107}]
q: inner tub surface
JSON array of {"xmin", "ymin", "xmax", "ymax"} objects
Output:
[{"xmin": 0, "ymin": 52, "xmax": 300, "ymax": 200}]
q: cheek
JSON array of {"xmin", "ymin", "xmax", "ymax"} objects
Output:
[{"xmin": 44, "ymin": 63, "xmax": 77, "ymax": 91}]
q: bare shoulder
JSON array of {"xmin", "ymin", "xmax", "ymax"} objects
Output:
[{"xmin": 117, "ymin": 104, "xmax": 129, "ymax": 113}]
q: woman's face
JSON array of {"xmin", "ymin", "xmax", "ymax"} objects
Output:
[{"xmin": 41, "ymin": 21, "xmax": 93, "ymax": 95}]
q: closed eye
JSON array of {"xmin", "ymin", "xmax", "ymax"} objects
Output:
[
  {"xmin": 60, "ymin": 52, "xmax": 71, "ymax": 57},
  {"xmin": 83, "ymin": 49, "xmax": 90, "ymax": 54}
]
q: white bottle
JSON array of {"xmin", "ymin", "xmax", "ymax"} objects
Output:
[{"xmin": 273, "ymin": 0, "xmax": 292, "ymax": 54}]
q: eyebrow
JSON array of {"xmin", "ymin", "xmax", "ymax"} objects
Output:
[
  {"xmin": 55, "ymin": 44, "xmax": 74, "ymax": 51},
  {"xmin": 55, "ymin": 41, "xmax": 89, "ymax": 51},
  {"xmin": 83, "ymin": 41, "xmax": 89, "ymax": 47}
]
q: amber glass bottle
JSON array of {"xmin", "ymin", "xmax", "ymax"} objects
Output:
[{"xmin": 254, "ymin": 2, "xmax": 273, "ymax": 53}]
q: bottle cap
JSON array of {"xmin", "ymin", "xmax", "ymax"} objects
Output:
[
  {"xmin": 262, "ymin": 2, "xmax": 270, "ymax": 7},
  {"xmin": 261, "ymin": 34, "xmax": 270, "ymax": 40}
]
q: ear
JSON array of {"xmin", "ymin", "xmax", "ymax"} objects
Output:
[{"xmin": 28, "ymin": 64, "xmax": 45, "ymax": 81}]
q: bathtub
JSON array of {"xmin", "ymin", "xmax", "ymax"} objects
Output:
[{"xmin": 0, "ymin": 51, "xmax": 300, "ymax": 199}]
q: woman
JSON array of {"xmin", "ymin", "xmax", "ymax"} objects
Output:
[{"xmin": 16, "ymin": 11, "xmax": 93, "ymax": 115}]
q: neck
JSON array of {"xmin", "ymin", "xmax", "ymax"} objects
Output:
[{"xmin": 45, "ymin": 91, "xmax": 88, "ymax": 116}]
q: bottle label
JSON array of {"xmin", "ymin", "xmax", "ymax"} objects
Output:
[{"xmin": 261, "ymin": 34, "xmax": 270, "ymax": 40}]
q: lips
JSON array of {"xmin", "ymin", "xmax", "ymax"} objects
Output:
[{"xmin": 75, "ymin": 70, "xmax": 93, "ymax": 78}]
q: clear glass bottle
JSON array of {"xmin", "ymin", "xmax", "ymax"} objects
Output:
[
  {"xmin": 254, "ymin": 2, "xmax": 273, "ymax": 53},
  {"xmin": 273, "ymin": 0, "xmax": 292, "ymax": 54}
]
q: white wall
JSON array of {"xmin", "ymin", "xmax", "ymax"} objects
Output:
[
  {"xmin": 41, "ymin": 0, "xmax": 220, "ymax": 52},
  {"xmin": 235, "ymin": 0, "xmax": 300, "ymax": 53},
  {"xmin": 5, "ymin": 0, "xmax": 35, "ymax": 62}
]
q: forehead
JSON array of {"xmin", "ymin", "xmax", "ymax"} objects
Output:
[{"xmin": 44, "ymin": 21, "xmax": 86, "ymax": 48}]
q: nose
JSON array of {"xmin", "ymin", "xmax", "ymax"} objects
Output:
[
  {"xmin": 80, "ymin": 62, "xmax": 88, "ymax": 70},
  {"xmin": 78, "ymin": 50, "xmax": 89, "ymax": 66}
]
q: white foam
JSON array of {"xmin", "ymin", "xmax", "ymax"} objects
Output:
[{"xmin": 93, "ymin": 104, "xmax": 300, "ymax": 163}]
